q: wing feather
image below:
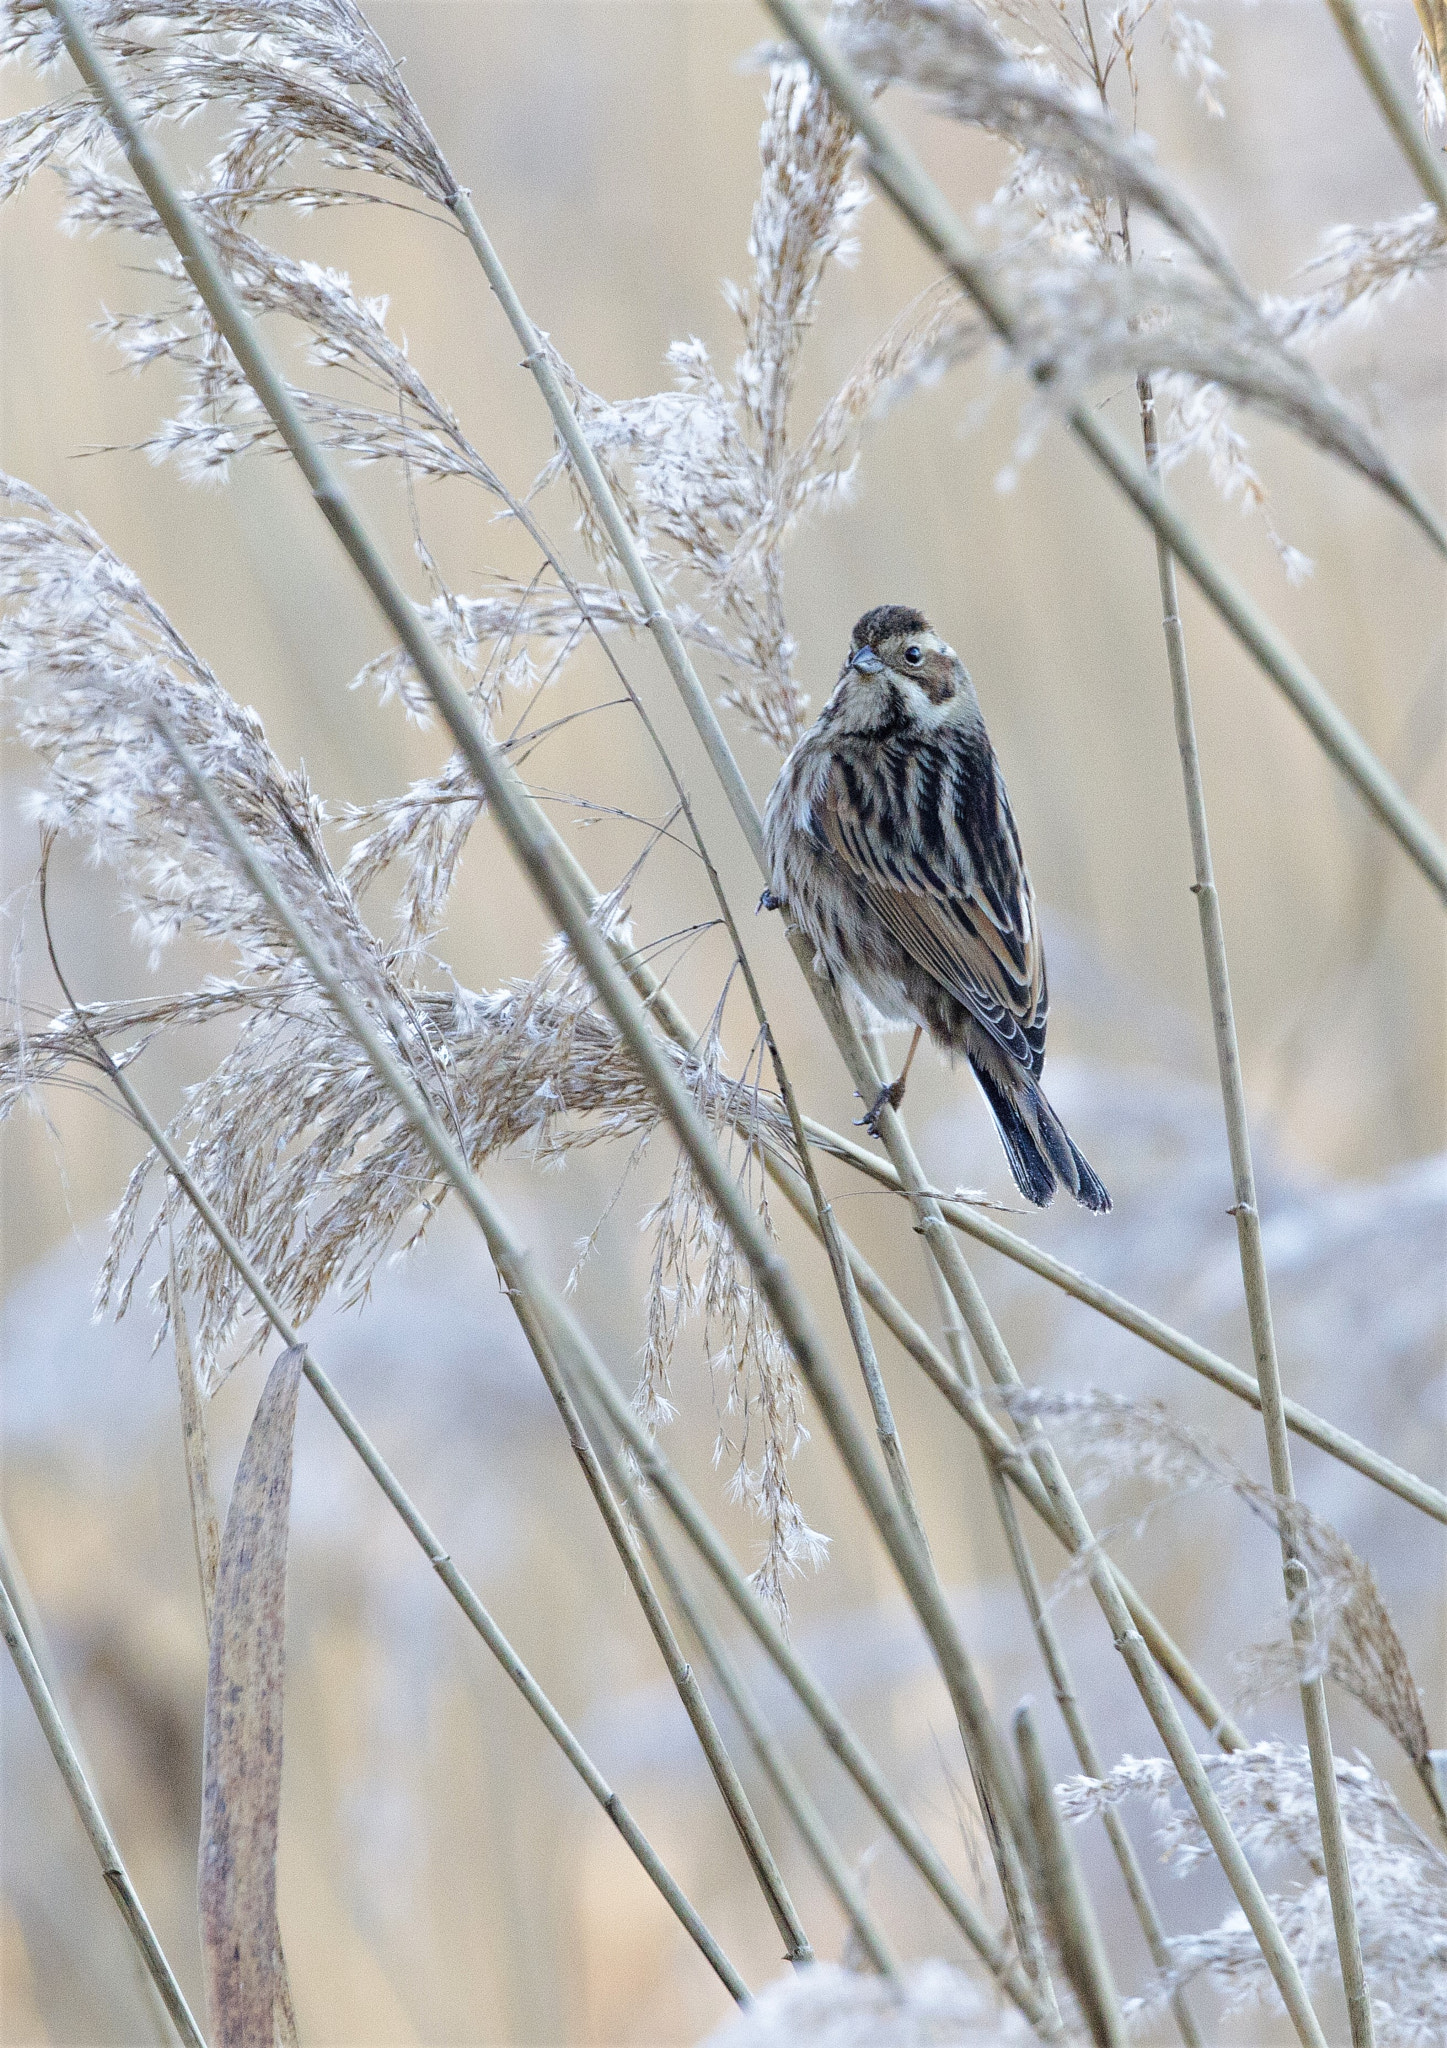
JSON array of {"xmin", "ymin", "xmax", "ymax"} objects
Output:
[{"xmin": 820, "ymin": 733, "xmax": 1046, "ymax": 1073}]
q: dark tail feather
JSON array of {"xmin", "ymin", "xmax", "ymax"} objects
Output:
[{"xmin": 971, "ymin": 1061, "xmax": 1111, "ymax": 1214}]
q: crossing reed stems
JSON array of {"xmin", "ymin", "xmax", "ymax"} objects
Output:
[
  {"xmin": 46, "ymin": 0, "xmax": 1040, "ymax": 1886},
  {"xmin": 506, "ymin": 1281, "xmax": 814, "ymax": 1966},
  {"xmin": 36, "ymin": 864, "xmax": 751, "ymax": 2005},
  {"xmin": 145, "ymin": 718, "xmax": 1055, "ymax": 2029},
  {"xmin": 578, "ymin": 1402, "xmax": 903, "ymax": 1981},
  {"xmin": 917, "ymin": 1247, "xmax": 1204, "ymax": 2048},
  {"xmin": 810, "ymin": 1128, "xmax": 1447, "ymax": 1525}
]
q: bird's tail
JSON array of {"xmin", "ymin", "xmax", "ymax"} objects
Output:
[{"xmin": 970, "ymin": 1059, "xmax": 1111, "ymax": 1213}]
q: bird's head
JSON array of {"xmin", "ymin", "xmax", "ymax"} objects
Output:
[{"xmin": 828, "ymin": 605, "xmax": 976, "ymax": 732}]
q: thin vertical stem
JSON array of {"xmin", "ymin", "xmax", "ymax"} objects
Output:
[
  {"xmin": 508, "ymin": 1276, "xmax": 814, "ymax": 1967},
  {"xmin": 580, "ymin": 1400, "xmax": 902, "ymax": 1979},
  {"xmin": 1014, "ymin": 1701, "xmax": 1127, "ymax": 2048},
  {"xmin": 0, "ymin": 1516, "xmax": 182, "ymax": 2048},
  {"xmin": 1138, "ymin": 368, "xmax": 1374, "ymax": 2047},
  {"xmin": 0, "ymin": 1572, "xmax": 208, "ymax": 2048},
  {"xmin": 997, "ymin": 1490, "xmax": 1202, "ymax": 2047},
  {"xmin": 1320, "ymin": 0, "xmax": 1447, "ymax": 213}
]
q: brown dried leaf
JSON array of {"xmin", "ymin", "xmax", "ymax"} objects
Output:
[{"xmin": 199, "ymin": 1344, "xmax": 304, "ymax": 2048}]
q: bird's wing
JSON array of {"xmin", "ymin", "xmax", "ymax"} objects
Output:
[{"xmin": 819, "ymin": 735, "xmax": 1047, "ymax": 1074}]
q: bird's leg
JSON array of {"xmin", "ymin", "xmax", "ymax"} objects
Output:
[{"xmin": 858, "ymin": 1025, "xmax": 923, "ymax": 1136}]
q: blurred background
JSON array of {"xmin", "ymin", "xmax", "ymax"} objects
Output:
[{"xmin": 1, "ymin": 2, "xmax": 1443, "ymax": 2042}]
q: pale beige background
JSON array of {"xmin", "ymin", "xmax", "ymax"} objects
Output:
[{"xmin": 1, "ymin": 3, "xmax": 1443, "ymax": 2043}]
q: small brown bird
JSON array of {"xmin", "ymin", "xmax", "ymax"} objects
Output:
[{"xmin": 762, "ymin": 605, "xmax": 1109, "ymax": 1212}]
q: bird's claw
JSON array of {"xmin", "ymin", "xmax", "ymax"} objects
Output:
[{"xmin": 855, "ymin": 1078, "xmax": 905, "ymax": 1137}]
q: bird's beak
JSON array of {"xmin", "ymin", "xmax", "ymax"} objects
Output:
[{"xmin": 848, "ymin": 647, "xmax": 884, "ymax": 675}]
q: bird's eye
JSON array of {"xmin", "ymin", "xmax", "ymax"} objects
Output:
[{"xmin": 904, "ymin": 645, "xmax": 923, "ymax": 666}]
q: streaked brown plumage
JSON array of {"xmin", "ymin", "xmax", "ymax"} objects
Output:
[{"xmin": 762, "ymin": 605, "xmax": 1110, "ymax": 1212}]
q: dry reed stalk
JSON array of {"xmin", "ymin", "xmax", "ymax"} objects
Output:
[
  {"xmin": 1133, "ymin": 364, "xmax": 1373, "ymax": 2041},
  {"xmin": 0, "ymin": 1515, "xmax": 181, "ymax": 2048},
  {"xmin": 0, "ymin": 1570, "xmax": 209, "ymax": 2048},
  {"xmin": 505, "ymin": 1279, "xmax": 815, "ymax": 1968},
  {"xmin": 1013, "ymin": 1699, "xmax": 1126, "ymax": 2048},
  {"xmin": 999, "ymin": 1483, "xmax": 1203, "ymax": 2046},
  {"xmin": 198, "ymin": 1342, "xmax": 301, "ymax": 2048},
  {"xmin": 167, "ymin": 1221, "xmax": 221, "ymax": 1627}
]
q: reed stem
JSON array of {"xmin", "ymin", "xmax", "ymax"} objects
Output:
[
  {"xmin": 508, "ymin": 1278, "xmax": 814, "ymax": 1966},
  {"xmin": 1014, "ymin": 1700, "xmax": 1127, "ymax": 2048},
  {"xmin": 0, "ymin": 1571, "xmax": 208, "ymax": 2048},
  {"xmin": 1137, "ymin": 366, "xmax": 1373, "ymax": 2046},
  {"xmin": 1321, "ymin": 0, "xmax": 1447, "ymax": 213}
]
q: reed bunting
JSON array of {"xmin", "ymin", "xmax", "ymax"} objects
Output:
[{"xmin": 762, "ymin": 605, "xmax": 1109, "ymax": 1212}]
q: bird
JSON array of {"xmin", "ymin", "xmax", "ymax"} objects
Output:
[{"xmin": 761, "ymin": 604, "xmax": 1110, "ymax": 1213}]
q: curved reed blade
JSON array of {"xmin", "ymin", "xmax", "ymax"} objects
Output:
[{"xmin": 199, "ymin": 1343, "xmax": 304, "ymax": 2048}]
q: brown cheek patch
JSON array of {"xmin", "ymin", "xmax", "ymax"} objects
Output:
[{"xmin": 921, "ymin": 652, "xmax": 956, "ymax": 704}]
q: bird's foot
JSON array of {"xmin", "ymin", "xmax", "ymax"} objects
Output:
[{"xmin": 856, "ymin": 1076, "xmax": 906, "ymax": 1137}]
